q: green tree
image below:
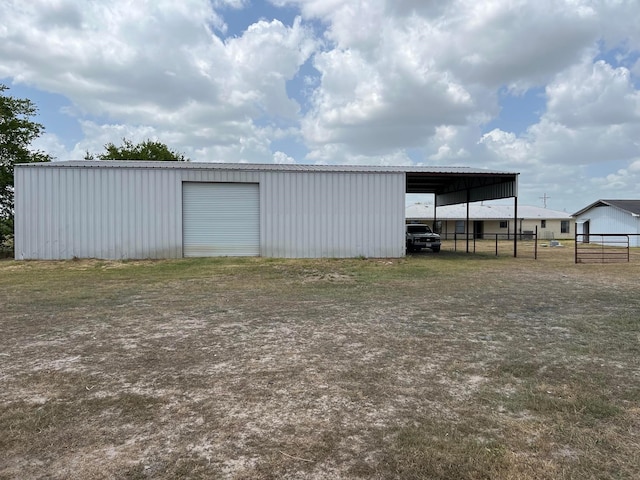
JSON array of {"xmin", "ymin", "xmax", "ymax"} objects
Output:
[
  {"xmin": 90, "ymin": 138, "xmax": 188, "ymax": 161},
  {"xmin": 0, "ymin": 84, "xmax": 52, "ymax": 247}
]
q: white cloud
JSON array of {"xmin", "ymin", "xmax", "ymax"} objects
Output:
[
  {"xmin": 273, "ymin": 151, "xmax": 296, "ymax": 164},
  {"xmin": 546, "ymin": 59, "xmax": 640, "ymax": 127},
  {"xmin": 0, "ymin": 0, "xmax": 315, "ymax": 163}
]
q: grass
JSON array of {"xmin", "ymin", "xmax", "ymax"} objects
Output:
[{"xmin": 0, "ymin": 248, "xmax": 639, "ymax": 479}]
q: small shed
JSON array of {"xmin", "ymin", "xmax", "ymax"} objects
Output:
[
  {"xmin": 572, "ymin": 200, "xmax": 640, "ymax": 247},
  {"xmin": 14, "ymin": 161, "xmax": 518, "ymax": 259}
]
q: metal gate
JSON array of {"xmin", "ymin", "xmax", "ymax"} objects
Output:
[{"xmin": 575, "ymin": 233, "xmax": 629, "ymax": 263}]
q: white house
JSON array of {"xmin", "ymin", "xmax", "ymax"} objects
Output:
[
  {"xmin": 572, "ymin": 200, "xmax": 640, "ymax": 247},
  {"xmin": 406, "ymin": 202, "xmax": 574, "ymax": 240}
]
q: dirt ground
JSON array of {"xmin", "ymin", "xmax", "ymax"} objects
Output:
[{"xmin": 1, "ymin": 247, "xmax": 639, "ymax": 479}]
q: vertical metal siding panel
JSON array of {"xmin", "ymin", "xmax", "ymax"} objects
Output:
[
  {"xmin": 356, "ymin": 174, "xmax": 366, "ymax": 256},
  {"xmin": 32, "ymin": 169, "xmax": 40, "ymax": 258},
  {"xmin": 30, "ymin": 168, "xmax": 39, "ymax": 258},
  {"xmin": 282, "ymin": 172, "xmax": 293, "ymax": 258},
  {"xmin": 283, "ymin": 173, "xmax": 292, "ymax": 258},
  {"xmin": 313, "ymin": 173, "xmax": 321, "ymax": 258},
  {"xmin": 348, "ymin": 173, "xmax": 358, "ymax": 256},
  {"xmin": 303, "ymin": 172, "xmax": 312, "ymax": 258},
  {"xmin": 134, "ymin": 170, "xmax": 143, "ymax": 258},
  {"xmin": 337, "ymin": 174, "xmax": 346, "ymax": 257},
  {"xmin": 56, "ymin": 168, "xmax": 66, "ymax": 259},
  {"xmin": 176, "ymin": 170, "xmax": 184, "ymax": 258},
  {"xmin": 134, "ymin": 170, "xmax": 142, "ymax": 257},
  {"xmin": 372, "ymin": 174, "xmax": 382, "ymax": 257},
  {"xmin": 128, "ymin": 169, "xmax": 136, "ymax": 258},
  {"xmin": 13, "ymin": 168, "xmax": 24, "ymax": 258},
  {"xmin": 362, "ymin": 174, "xmax": 374, "ymax": 257},
  {"xmin": 165, "ymin": 170, "xmax": 176, "ymax": 258},
  {"xmin": 134, "ymin": 170, "xmax": 143, "ymax": 257},
  {"xmin": 322, "ymin": 173, "xmax": 329, "ymax": 257},
  {"xmin": 95, "ymin": 169, "xmax": 105, "ymax": 258},
  {"xmin": 97, "ymin": 168, "xmax": 106, "ymax": 257},
  {"xmin": 24, "ymin": 168, "xmax": 36, "ymax": 258},
  {"xmin": 259, "ymin": 172, "xmax": 268, "ymax": 257},
  {"xmin": 300, "ymin": 173, "xmax": 309, "ymax": 258},
  {"xmin": 37, "ymin": 169, "xmax": 46, "ymax": 258},
  {"xmin": 104, "ymin": 168, "xmax": 113, "ymax": 257},
  {"xmin": 48, "ymin": 169, "xmax": 57, "ymax": 259},
  {"xmin": 71, "ymin": 168, "xmax": 81, "ymax": 258},
  {"xmin": 143, "ymin": 170, "xmax": 152, "ymax": 258},
  {"xmin": 157, "ymin": 170, "xmax": 165, "ymax": 258},
  {"xmin": 16, "ymin": 167, "xmax": 28, "ymax": 258},
  {"xmin": 273, "ymin": 173, "xmax": 282, "ymax": 258},
  {"xmin": 274, "ymin": 173, "xmax": 284, "ymax": 257},
  {"xmin": 82, "ymin": 168, "xmax": 92, "ymax": 257},
  {"xmin": 64, "ymin": 169, "xmax": 74, "ymax": 259},
  {"xmin": 158, "ymin": 170, "xmax": 167, "ymax": 258},
  {"xmin": 112, "ymin": 169, "xmax": 121, "ymax": 259},
  {"xmin": 163, "ymin": 169, "xmax": 177, "ymax": 258}
]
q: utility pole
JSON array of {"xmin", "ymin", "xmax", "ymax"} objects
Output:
[{"xmin": 539, "ymin": 193, "xmax": 550, "ymax": 208}]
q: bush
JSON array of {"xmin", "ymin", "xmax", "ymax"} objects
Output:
[{"xmin": 0, "ymin": 223, "xmax": 14, "ymax": 258}]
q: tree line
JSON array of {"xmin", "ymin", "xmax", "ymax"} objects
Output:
[{"xmin": 0, "ymin": 83, "xmax": 188, "ymax": 253}]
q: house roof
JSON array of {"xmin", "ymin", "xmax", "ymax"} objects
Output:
[
  {"xmin": 406, "ymin": 202, "xmax": 572, "ymax": 220},
  {"xmin": 572, "ymin": 199, "xmax": 640, "ymax": 217}
]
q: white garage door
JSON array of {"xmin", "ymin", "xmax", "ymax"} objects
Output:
[{"xmin": 183, "ymin": 182, "xmax": 260, "ymax": 257}]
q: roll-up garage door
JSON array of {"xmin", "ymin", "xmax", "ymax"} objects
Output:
[{"xmin": 183, "ymin": 182, "xmax": 260, "ymax": 257}]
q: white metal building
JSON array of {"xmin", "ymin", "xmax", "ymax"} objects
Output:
[
  {"xmin": 14, "ymin": 161, "xmax": 518, "ymax": 259},
  {"xmin": 573, "ymin": 199, "xmax": 640, "ymax": 247}
]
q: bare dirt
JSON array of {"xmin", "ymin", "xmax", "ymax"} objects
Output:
[{"xmin": 1, "ymin": 247, "xmax": 639, "ymax": 479}]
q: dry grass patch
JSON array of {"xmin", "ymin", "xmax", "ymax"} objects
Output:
[{"xmin": 1, "ymin": 251, "xmax": 639, "ymax": 479}]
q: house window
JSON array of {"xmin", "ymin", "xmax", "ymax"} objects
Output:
[
  {"xmin": 455, "ymin": 220, "xmax": 465, "ymax": 234},
  {"xmin": 499, "ymin": 221, "xmax": 508, "ymax": 229},
  {"xmin": 541, "ymin": 220, "xmax": 546, "ymax": 228},
  {"xmin": 561, "ymin": 220, "xmax": 570, "ymax": 233}
]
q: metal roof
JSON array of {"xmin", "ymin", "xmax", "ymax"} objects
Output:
[
  {"xmin": 407, "ymin": 203, "xmax": 572, "ymax": 220},
  {"xmin": 572, "ymin": 199, "xmax": 640, "ymax": 217},
  {"xmin": 20, "ymin": 160, "xmax": 513, "ymax": 175},
  {"xmin": 19, "ymin": 160, "xmax": 519, "ymax": 204}
]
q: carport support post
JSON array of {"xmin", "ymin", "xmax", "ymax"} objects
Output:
[
  {"xmin": 466, "ymin": 192, "xmax": 470, "ymax": 253},
  {"xmin": 513, "ymin": 196, "xmax": 518, "ymax": 257}
]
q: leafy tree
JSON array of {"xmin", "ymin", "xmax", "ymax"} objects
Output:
[
  {"xmin": 89, "ymin": 138, "xmax": 188, "ymax": 161},
  {"xmin": 0, "ymin": 84, "xmax": 52, "ymax": 246}
]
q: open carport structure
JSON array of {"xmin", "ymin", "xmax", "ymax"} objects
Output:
[{"xmin": 14, "ymin": 161, "xmax": 518, "ymax": 259}]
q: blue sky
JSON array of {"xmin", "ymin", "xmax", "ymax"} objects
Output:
[{"xmin": 2, "ymin": 0, "xmax": 640, "ymax": 213}]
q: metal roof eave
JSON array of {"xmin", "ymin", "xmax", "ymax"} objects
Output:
[{"xmin": 430, "ymin": 174, "xmax": 519, "ymax": 206}]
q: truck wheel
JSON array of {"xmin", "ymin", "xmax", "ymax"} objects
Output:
[{"xmin": 431, "ymin": 246, "xmax": 441, "ymax": 253}]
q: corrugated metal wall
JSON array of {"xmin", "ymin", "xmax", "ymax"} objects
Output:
[
  {"xmin": 15, "ymin": 165, "xmax": 406, "ymax": 259},
  {"xmin": 14, "ymin": 166, "xmax": 182, "ymax": 259},
  {"xmin": 575, "ymin": 206, "xmax": 640, "ymax": 247},
  {"xmin": 261, "ymin": 171, "xmax": 405, "ymax": 258}
]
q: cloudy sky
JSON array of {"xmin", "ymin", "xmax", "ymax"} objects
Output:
[{"xmin": 1, "ymin": 0, "xmax": 639, "ymax": 213}]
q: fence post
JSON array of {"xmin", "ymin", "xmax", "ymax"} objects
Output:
[{"xmin": 627, "ymin": 235, "xmax": 630, "ymax": 262}]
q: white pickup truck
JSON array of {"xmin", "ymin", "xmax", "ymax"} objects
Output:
[{"xmin": 406, "ymin": 223, "xmax": 441, "ymax": 253}]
